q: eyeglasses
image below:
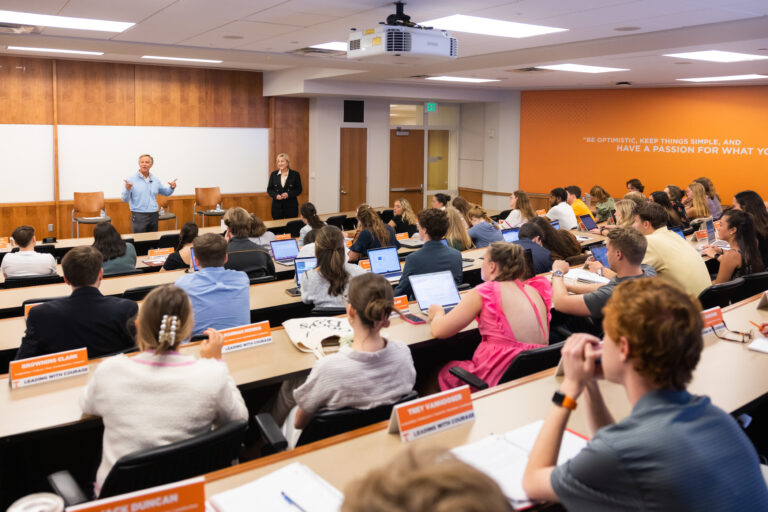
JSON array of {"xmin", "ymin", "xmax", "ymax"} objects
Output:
[{"xmin": 713, "ymin": 326, "xmax": 753, "ymax": 344}]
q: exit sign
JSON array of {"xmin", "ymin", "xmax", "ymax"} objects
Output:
[{"xmin": 425, "ymin": 102, "xmax": 438, "ymax": 113}]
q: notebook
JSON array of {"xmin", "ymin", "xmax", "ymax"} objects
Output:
[
  {"xmin": 271, "ymin": 239, "xmax": 300, "ymax": 266},
  {"xmin": 410, "ymin": 270, "xmax": 462, "ymax": 315},
  {"xmin": 502, "ymin": 228, "xmax": 520, "ymax": 243},
  {"xmin": 286, "ymin": 257, "xmax": 317, "ymax": 296},
  {"xmin": 368, "ymin": 246, "xmax": 402, "ymax": 282},
  {"xmin": 590, "ymin": 245, "xmax": 609, "ymax": 268},
  {"xmin": 579, "ymin": 214, "xmax": 598, "ymax": 231}
]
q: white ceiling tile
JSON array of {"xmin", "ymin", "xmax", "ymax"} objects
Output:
[
  {"xmin": 0, "ymin": 1, "xmax": 68, "ymax": 14},
  {"xmin": 179, "ymin": 20, "xmax": 303, "ymax": 49},
  {"xmin": 57, "ymin": 0, "xmax": 176, "ymax": 22}
]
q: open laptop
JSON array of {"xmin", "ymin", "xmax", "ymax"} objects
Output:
[
  {"xmin": 410, "ymin": 270, "xmax": 462, "ymax": 315},
  {"xmin": 590, "ymin": 244, "xmax": 610, "ymax": 268},
  {"xmin": 705, "ymin": 219, "xmax": 716, "ymax": 244},
  {"xmin": 670, "ymin": 226, "xmax": 686, "ymax": 239},
  {"xmin": 368, "ymin": 246, "xmax": 402, "ymax": 282},
  {"xmin": 551, "ymin": 220, "xmax": 560, "ymax": 230},
  {"xmin": 270, "ymin": 239, "xmax": 300, "ymax": 266},
  {"xmin": 502, "ymin": 227, "xmax": 520, "ymax": 243},
  {"xmin": 579, "ymin": 214, "xmax": 598, "ymax": 231},
  {"xmin": 286, "ymin": 257, "xmax": 317, "ymax": 296}
]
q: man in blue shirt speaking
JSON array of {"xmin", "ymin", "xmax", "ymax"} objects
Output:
[{"xmin": 121, "ymin": 154, "xmax": 177, "ymax": 233}]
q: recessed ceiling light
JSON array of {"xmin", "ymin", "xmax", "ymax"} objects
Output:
[
  {"xmin": 426, "ymin": 76, "xmax": 500, "ymax": 83},
  {"xmin": 310, "ymin": 42, "xmax": 347, "ymax": 51},
  {"xmin": 677, "ymin": 74, "xmax": 768, "ymax": 82},
  {"xmin": 7, "ymin": 46, "xmax": 103, "ymax": 55},
  {"xmin": 0, "ymin": 9, "xmax": 133, "ymax": 32},
  {"xmin": 537, "ymin": 63, "xmax": 628, "ymax": 73},
  {"xmin": 141, "ymin": 55, "xmax": 223, "ymax": 63},
  {"xmin": 664, "ymin": 50, "xmax": 768, "ymax": 63},
  {"xmin": 419, "ymin": 14, "xmax": 566, "ymax": 38}
]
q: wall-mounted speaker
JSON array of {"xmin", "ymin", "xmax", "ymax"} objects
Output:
[{"xmin": 343, "ymin": 100, "xmax": 364, "ymax": 123}]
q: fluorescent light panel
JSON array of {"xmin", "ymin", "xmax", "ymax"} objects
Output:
[
  {"xmin": 677, "ymin": 74, "xmax": 768, "ymax": 82},
  {"xmin": 0, "ymin": 9, "xmax": 133, "ymax": 32},
  {"xmin": 419, "ymin": 14, "xmax": 566, "ymax": 38},
  {"xmin": 537, "ymin": 63, "xmax": 628, "ymax": 73},
  {"xmin": 664, "ymin": 50, "xmax": 768, "ymax": 63},
  {"xmin": 141, "ymin": 55, "xmax": 223, "ymax": 64},
  {"xmin": 7, "ymin": 46, "xmax": 103, "ymax": 55},
  {"xmin": 426, "ymin": 76, "xmax": 500, "ymax": 83},
  {"xmin": 310, "ymin": 42, "xmax": 347, "ymax": 51}
]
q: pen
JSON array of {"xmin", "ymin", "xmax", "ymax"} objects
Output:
[
  {"xmin": 281, "ymin": 491, "xmax": 308, "ymax": 512},
  {"xmin": 749, "ymin": 320, "xmax": 762, "ymax": 329}
]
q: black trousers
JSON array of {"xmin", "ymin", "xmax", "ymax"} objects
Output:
[
  {"xmin": 271, "ymin": 198, "xmax": 298, "ymax": 220},
  {"xmin": 131, "ymin": 211, "xmax": 159, "ymax": 233}
]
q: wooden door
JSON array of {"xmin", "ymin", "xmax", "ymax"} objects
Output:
[
  {"xmin": 389, "ymin": 129, "xmax": 424, "ymax": 211},
  {"xmin": 339, "ymin": 128, "xmax": 367, "ymax": 212}
]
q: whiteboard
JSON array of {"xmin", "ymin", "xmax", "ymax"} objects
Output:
[
  {"xmin": 57, "ymin": 126, "xmax": 270, "ymax": 200},
  {"xmin": 0, "ymin": 124, "xmax": 55, "ymax": 203}
]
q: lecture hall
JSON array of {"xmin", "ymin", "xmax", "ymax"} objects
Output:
[{"xmin": 2, "ymin": 1, "xmax": 768, "ymax": 511}]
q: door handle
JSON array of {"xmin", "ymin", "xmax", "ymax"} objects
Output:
[{"xmin": 340, "ymin": 187, "xmax": 348, "ymax": 195}]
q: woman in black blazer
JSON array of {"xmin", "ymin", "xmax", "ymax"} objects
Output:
[{"xmin": 267, "ymin": 153, "xmax": 303, "ymax": 219}]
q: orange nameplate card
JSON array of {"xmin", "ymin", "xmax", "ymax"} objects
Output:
[
  {"xmin": 68, "ymin": 477, "xmax": 205, "ymax": 512},
  {"xmin": 24, "ymin": 302, "xmax": 43, "ymax": 319},
  {"xmin": 695, "ymin": 230, "xmax": 708, "ymax": 241},
  {"xmin": 345, "ymin": 239, "xmax": 353, "ymax": 248},
  {"xmin": 714, "ymin": 220, "xmax": 721, "ymax": 229},
  {"xmin": 536, "ymin": 209, "xmax": 546, "ymax": 216},
  {"xmin": 388, "ymin": 385, "xmax": 475, "ymax": 442},
  {"xmin": 701, "ymin": 307, "xmax": 725, "ymax": 333},
  {"xmin": 393, "ymin": 295, "xmax": 409, "ymax": 312},
  {"xmin": 9, "ymin": 348, "xmax": 88, "ymax": 389},
  {"xmin": 148, "ymin": 248, "xmax": 174, "ymax": 258},
  {"xmin": 0, "ymin": 237, "xmax": 8, "ymax": 243},
  {"xmin": 359, "ymin": 259, "xmax": 371, "ymax": 270},
  {"xmin": 395, "ymin": 232, "xmax": 409, "ymax": 241},
  {"xmin": 219, "ymin": 321, "xmax": 272, "ymax": 353},
  {"xmin": 0, "ymin": 243, "xmax": 9, "ymax": 252},
  {"xmin": 275, "ymin": 233, "xmax": 292, "ymax": 240}
]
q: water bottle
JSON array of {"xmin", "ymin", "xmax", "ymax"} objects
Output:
[
  {"xmin": 100, "ymin": 209, "xmax": 105, "ymax": 218},
  {"xmin": 159, "ymin": 207, "xmax": 165, "ymax": 215},
  {"xmin": 216, "ymin": 203, "xmax": 221, "ymax": 211}
]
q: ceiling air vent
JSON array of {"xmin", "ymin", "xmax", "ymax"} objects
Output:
[
  {"xmin": 506, "ymin": 67, "xmax": 554, "ymax": 73},
  {"xmin": 290, "ymin": 46, "xmax": 346, "ymax": 57},
  {"xmin": 0, "ymin": 23, "xmax": 43, "ymax": 35}
]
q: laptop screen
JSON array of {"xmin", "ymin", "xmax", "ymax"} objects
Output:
[
  {"xmin": 294, "ymin": 257, "xmax": 317, "ymax": 286},
  {"xmin": 671, "ymin": 226, "xmax": 685, "ymax": 239},
  {"xmin": 551, "ymin": 220, "xmax": 560, "ymax": 230},
  {"xmin": 502, "ymin": 228, "xmax": 520, "ymax": 243},
  {"xmin": 441, "ymin": 239, "xmax": 449, "ymax": 246},
  {"xmin": 270, "ymin": 239, "xmax": 299, "ymax": 261},
  {"xmin": 410, "ymin": 271, "xmax": 461, "ymax": 312},
  {"xmin": 580, "ymin": 214, "xmax": 598, "ymax": 231},
  {"xmin": 706, "ymin": 219, "xmax": 716, "ymax": 243},
  {"xmin": 368, "ymin": 246, "xmax": 401, "ymax": 274},
  {"xmin": 590, "ymin": 245, "xmax": 610, "ymax": 268}
]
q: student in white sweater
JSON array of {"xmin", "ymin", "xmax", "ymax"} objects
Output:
[
  {"xmin": 298, "ymin": 202, "xmax": 326, "ymax": 244},
  {"xmin": 301, "ymin": 226, "xmax": 366, "ymax": 308},
  {"xmin": 277, "ymin": 272, "xmax": 416, "ymax": 448},
  {"xmin": 80, "ymin": 285, "xmax": 247, "ymax": 496}
]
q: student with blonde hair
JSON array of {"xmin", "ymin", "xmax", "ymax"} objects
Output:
[
  {"xmin": 301, "ymin": 226, "xmax": 366, "ymax": 308},
  {"xmin": 685, "ymin": 182, "xmax": 711, "ymax": 222},
  {"xmin": 80, "ymin": 285, "xmax": 247, "ymax": 496},
  {"xmin": 595, "ymin": 198, "xmax": 637, "ymax": 236},
  {"xmin": 504, "ymin": 190, "xmax": 536, "ymax": 228},
  {"xmin": 451, "ymin": 196, "xmax": 474, "ymax": 228},
  {"xmin": 445, "ymin": 206, "xmax": 473, "ymax": 251},
  {"xmin": 467, "ymin": 206, "xmax": 503, "ymax": 248},
  {"xmin": 389, "ymin": 197, "xmax": 418, "ymax": 234}
]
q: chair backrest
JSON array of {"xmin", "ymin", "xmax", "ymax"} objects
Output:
[
  {"xmin": 195, "ymin": 187, "xmax": 222, "ymax": 210},
  {"xmin": 298, "ymin": 391, "xmax": 418, "ymax": 446},
  {"xmin": 739, "ymin": 271, "xmax": 768, "ymax": 301},
  {"xmin": 342, "ymin": 217, "xmax": 358, "ymax": 231},
  {"xmin": 156, "ymin": 194, "xmax": 171, "ymax": 209},
  {"xmin": 157, "ymin": 234, "xmax": 180, "ymax": 249},
  {"xmin": 73, "ymin": 192, "xmax": 105, "ymax": 216},
  {"xmin": 325, "ymin": 215, "xmax": 346, "ymax": 229},
  {"xmin": 379, "ymin": 209, "xmax": 394, "ymax": 224},
  {"xmin": 406, "ymin": 224, "xmax": 419, "ymax": 237},
  {"xmin": 697, "ymin": 277, "xmax": 745, "ymax": 310},
  {"xmin": 21, "ymin": 297, "xmax": 60, "ymax": 308},
  {"xmin": 103, "ymin": 269, "xmax": 143, "ymax": 278},
  {"xmin": 498, "ymin": 342, "xmax": 565, "ymax": 384},
  {"xmin": 3, "ymin": 274, "xmax": 63, "ymax": 288},
  {"xmin": 122, "ymin": 285, "xmax": 158, "ymax": 301},
  {"xmin": 285, "ymin": 220, "xmax": 305, "ymax": 238},
  {"xmin": 99, "ymin": 419, "xmax": 247, "ymax": 499},
  {"xmin": 310, "ymin": 306, "xmax": 347, "ymax": 316},
  {"xmin": 249, "ymin": 275, "xmax": 276, "ymax": 285},
  {"xmin": 34, "ymin": 244, "xmax": 56, "ymax": 256},
  {"xmin": 498, "ymin": 209, "xmax": 512, "ymax": 220}
]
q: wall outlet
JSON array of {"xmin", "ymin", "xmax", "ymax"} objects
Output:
[{"xmin": 48, "ymin": 224, "xmax": 53, "ymax": 232}]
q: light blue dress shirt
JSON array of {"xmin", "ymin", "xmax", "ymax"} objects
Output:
[
  {"xmin": 120, "ymin": 171, "xmax": 174, "ymax": 213},
  {"xmin": 174, "ymin": 267, "xmax": 250, "ymax": 335}
]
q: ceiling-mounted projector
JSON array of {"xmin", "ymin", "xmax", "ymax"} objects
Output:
[{"xmin": 347, "ymin": 2, "xmax": 457, "ymax": 61}]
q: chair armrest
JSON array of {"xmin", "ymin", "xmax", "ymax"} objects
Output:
[
  {"xmin": 457, "ymin": 283, "xmax": 471, "ymax": 291},
  {"xmin": 553, "ymin": 325, "xmax": 573, "ymax": 340},
  {"xmin": 448, "ymin": 367, "xmax": 489, "ymax": 390},
  {"xmin": 48, "ymin": 470, "xmax": 89, "ymax": 506},
  {"xmin": 253, "ymin": 413, "xmax": 288, "ymax": 455}
]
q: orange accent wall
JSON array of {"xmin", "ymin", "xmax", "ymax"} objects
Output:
[{"xmin": 520, "ymin": 86, "xmax": 768, "ymax": 203}]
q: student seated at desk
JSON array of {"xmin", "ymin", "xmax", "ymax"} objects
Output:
[
  {"xmin": 430, "ymin": 243, "xmax": 551, "ymax": 391},
  {"xmin": 388, "ymin": 197, "xmax": 418, "ymax": 234},
  {"xmin": 343, "ymin": 448, "xmax": 513, "ymax": 512},
  {"xmin": 16, "ymin": 246, "xmax": 138, "ymax": 360},
  {"xmin": 589, "ymin": 185, "xmax": 614, "ymax": 223},
  {"xmin": 733, "ymin": 190, "xmax": 768, "ymax": 267},
  {"xmin": 502, "ymin": 190, "xmax": 536, "ymax": 228},
  {"xmin": 529, "ymin": 217, "xmax": 581, "ymax": 261},
  {"xmin": 702, "ymin": 209, "xmax": 764, "ymax": 283},
  {"xmin": 445, "ymin": 206, "xmax": 473, "ymax": 251},
  {"xmin": 625, "ymin": 177, "xmax": 645, "ymax": 195},
  {"xmin": 695, "ymin": 176, "xmax": 723, "ymax": 220},
  {"xmin": 0, "ymin": 225, "xmax": 57, "ymax": 278},
  {"xmin": 685, "ymin": 182, "xmax": 711, "ymax": 224},
  {"xmin": 298, "ymin": 202, "xmax": 325, "ymax": 244},
  {"xmin": 80, "ymin": 285, "xmax": 247, "ymax": 497},
  {"xmin": 545, "ymin": 188, "xmax": 578, "ymax": 230},
  {"xmin": 431, "ymin": 193, "xmax": 450, "ymax": 210},
  {"xmin": 223, "ymin": 207, "xmax": 275, "ymax": 278},
  {"xmin": 523, "ymin": 279, "xmax": 768, "ymax": 510},
  {"xmin": 247, "ymin": 213, "xmax": 276, "ymax": 254},
  {"xmin": 161, "ymin": 222, "xmax": 198, "ymax": 271},
  {"xmin": 665, "ymin": 184, "xmax": 688, "ymax": 224},
  {"xmin": 273, "ymin": 273, "xmax": 416, "ymax": 448},
  {"xmin": 467, "ymin": 207, "xmax": 503, "ymax": 248},
  {"xmin": 513, "ymin": 223, "xmax": 553, "ymax": 275},
  {"xmin": 593, "ymin": 198, "xmax": 636, "ymax": 236},
  {"xmin": 301, "ymin": 226, "xmax": 366, "ymax": 308},
  {"xmin": 565, "ymin": 186, "xmax": 594, "ymax": 221},
  {"xmin": 649, "ymin": 191, "xmax": 683, "ymax": 228},
  {"xmin": 348, "ymin": 206, "xmax": 399, "ymax": 262},
  {"xmin": 394, "ymin": 208, "xmax": 462, "ymax": 300},
  {"xmin": 93, "ymin": 223, "xmax": 137, "ymax": 275},
  {"xmin": 175, "ymin": 233, "xmax": 250, "ymax": 334}
]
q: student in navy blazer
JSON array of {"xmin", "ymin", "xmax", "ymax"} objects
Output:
[
  {"xmin": 267, "ymin": 153, "xmax": 303, "ymax": 219},
  {"xmin": 394, "ymin": 209, "xmax": 463, "ymax": 300}
]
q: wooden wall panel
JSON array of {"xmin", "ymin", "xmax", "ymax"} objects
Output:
[
  {"xmin": 135, "ymin": 66, "xmax": 206, "ymax": 126},
  {"xmin": 0, "ymin": 57, "xmax": 53, "ymax": 124},
  {"xmin": 457, "ymin": 188, "xmax": 483, "ymax": 207},
  {"xmin": 204, "ymin": 69, "xmax": 269, "ymax": 127},
  {"xmin": 269, "ymin": 97, "xmax": 309, "ymax": 217},
  {"xmin": 0, "ymin": 204, "xmax": 57, "ymax": 242},
  {"xmin": 56, "ymin": 61, "xmax": 135, "ymax": 125}
]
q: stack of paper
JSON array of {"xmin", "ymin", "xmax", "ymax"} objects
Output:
[{"xmin": 565, "ymin": 268, "xmax": 610, "ymax": 284}]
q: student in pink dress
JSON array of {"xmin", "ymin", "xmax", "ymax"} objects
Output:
[{"xmin": 429, "ymin": 242, "xmax": 552, "ymax": 390}]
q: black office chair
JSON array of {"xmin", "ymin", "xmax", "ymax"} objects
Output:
[
  {"xmin": 122, "ymin": 285, "xmax": 158, "ymax": 301},
  {"xmin": 11, "ymin": 244, "xmax": 57, "ymax": 256},
  {"xmin": 449, "ymin": 342, "xmax": 565, "ymax": 391},
  {"xmin": 21, "ymin": 297, "xmax": 60, "ymax": 309},
  {"xmin": 343, "ymin": 218, "xmax": 358, "ymax": 231},
  {"xmin": 498, "ymin": 209, "xmax": 512, "ymax": 220},
  {"xmin": 250, "ymin": 275, "xmax": 276, "ymax": 285},
  {"xmin": 379, "ymin": 209, "xmax": 394, "ymax": 224},
  {"xmin": 310, "ymin": 306, "xmax": 347, "ymax": 316},
  {"xmin": 2, "ymin": 274, "xmax": 63, "ymax": 288},
  {"xmin": 325, "ymin": 215, "xmax": 346, "ymax": 229},
  {"xmin": 254, "ymin": 391, "xmax": 418, "ymax": 454},
  {"xmin": 738, "ymin": 271, "xmax": 768, "ymax": 301},
  {"xmin": 157, "ymin": 234, "xmax": 180, "ymax": 249},
  {"xmin": 103, "ymin": 269, "xmax": 144, "ymax": 278},
  {"xmin": 48, "ymin": 419, "xmax": 248, "ymax": 505},
  {"xmin": 698, "ymin": 278, "xmax": 745, "ymax": 309},
  {"xmin": 457, "ymin": 283, "xmax": 471, "ymax": 291},
  {"xmin": 285, "ymin": 220, "xmax": 305, "ymax": 238},
  {"xmin": 406, "ymin": 225, "xmax": 419, "ymax": 237}
]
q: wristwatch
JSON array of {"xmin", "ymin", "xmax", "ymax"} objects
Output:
[
  {"xmin": 553, "ymin": 269, "xmax": 564, "ymax": 278},
  {"xmin": 552, "ymin": 391, "xmax": 577, "ymax": 410}
]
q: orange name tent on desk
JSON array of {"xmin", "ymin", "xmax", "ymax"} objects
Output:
[{"xmin": 9, "ymin": 348, "xmax": 88, "ymax": 389}]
